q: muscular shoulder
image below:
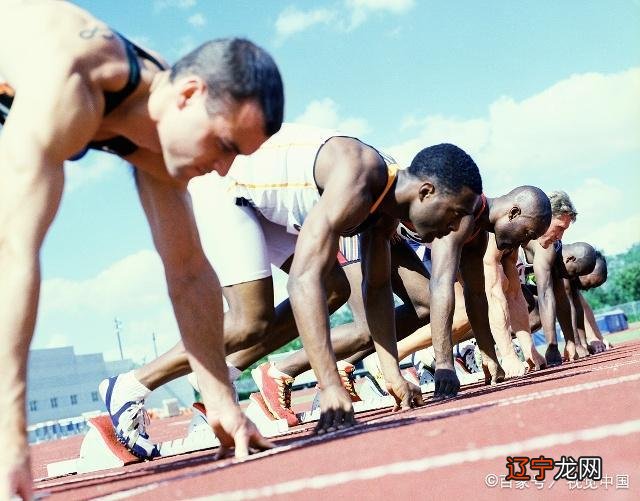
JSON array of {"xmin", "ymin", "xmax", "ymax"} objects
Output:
[
  {"xmin": 315, "ymin": 136, "xmax": 388, "ymax": 206},
  {"xmin": 1, "ymin": 2, "xmax": 126, "ymax": 93}
]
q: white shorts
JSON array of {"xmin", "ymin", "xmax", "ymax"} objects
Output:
[{"xmin": 188, "ymin": 173, "xmax": 298, "ymax": 287}]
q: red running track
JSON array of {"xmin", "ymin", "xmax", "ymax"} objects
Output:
[{"xmin": 32, "ymin": 340, "xmax": 640, "ymax": 500}]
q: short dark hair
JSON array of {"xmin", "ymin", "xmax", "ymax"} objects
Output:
[
  {"xmin": 593, "ymin": 250, "xmax": 608, "ymax": 281},
  {"xmin": 566, "ymin": 242, "xmax": 597, "ymax": 275},
  {"xmin": 408, "ymin": 143, "xmax": 482, "ymax": 195},
  {"xmin": 171, "ymin": 38, "xmax": 284, "ymax": 136}
]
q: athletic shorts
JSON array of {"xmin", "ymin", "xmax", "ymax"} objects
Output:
[
  {"xmin": 520, "ymin": 283, "xmax": 538, "ymax": 312},
  {"xmin": 337, "ymin": 235, "xmax": 361, "ymax": 266},
  {"xmin": 337, "ymin": 234, "xmax": 432, "ymax": 274},
  {"xmin": 188, "ymin": 172, "xmax": 298, "ymax": 287}
]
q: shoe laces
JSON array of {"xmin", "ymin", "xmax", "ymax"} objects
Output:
[
  {"xmin": 118, "ymin": 401, "xmax": 151, "ymax": 440},
  {"xmin": 276, "ymin": 376, "xmax": 293, "ymax": 409},
  {"xmin": 338, "ymin": 366, "xmax": 358, "ymax": 399}
]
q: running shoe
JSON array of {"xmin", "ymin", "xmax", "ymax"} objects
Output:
[
  {"xmin": 98, "ymin": 376, "xmax": 160, "ymax": 459},
  {"xmin": 251, "ymin": 363, "xmax": 299, "ymax": 427}
]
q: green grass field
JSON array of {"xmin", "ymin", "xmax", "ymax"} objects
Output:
[{"xmin": 605, "ymin": 326, "xmax": 640, "ymax": 344}]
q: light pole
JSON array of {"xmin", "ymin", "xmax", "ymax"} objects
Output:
[
  {"xmin": 114, "ymin": 317, "xmax": 124, "ymax": 360},
  {"xmin": 152, "ymin": 332, "xmax": 159, "ymax": 359}
]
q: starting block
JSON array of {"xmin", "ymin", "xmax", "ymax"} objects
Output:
[
  {"xmin": 46, "ymin": 404, "xmax": 222, "ymax": 478},
  {"xmin": 46, "ymin": 415, "xmax": 141, "ymax": 477},
  {"xmin": 157, "ymin": 402, "xmax": 220, "ymax": 456},
  {"xmin": 244, "ymin": 393, "xmax": 289, "ymax": 437}
]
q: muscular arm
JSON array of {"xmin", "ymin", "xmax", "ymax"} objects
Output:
[
  {"xmin": 460, "ymin": 236, "xmax": 519, "ymax": 383},
  {"xmin": 532, "ymin": 242, "xmax": 559, "ymax": 345},
  {"xmin": 132, "ymin": 163, "xmax": 273, "ymax": 455},
  {"xmin": 135, "ymin": 168, "xmax": 237, "ymax": 409},
  {"xmin": 580, "ymin": 294, "xmax": 605, "ymax": 342},
  {"xmin": 554, "ymin": 277, "xmax": 580, "ymax": 359},
  {"xmin": 0, "ymin": 74, "xmax": 102, "ymax": 496},
  {"xmin": 287, "ymin": 163, "xmax": 370, "ymax": 410},
  {"xmin": 429, "ymin": 216, "xmax": 477, "ymax": 396},
  {"xmin": 502, "ymin": 250, "xmax": 545, "ymax": 368},
  {"xmin": 360, "ymin": 217, "xmax": 405, "ymax": 386},
  {"xmin": 430, "ymin": 216, "xmax": 474, "ymax": 371},
  {"xmin": 482, "ymin": 235, "xmax": 516, "ymax": 358},
  {"xmin": 566, "ymin": 280, "xmax": 588, "ymax": 349}
]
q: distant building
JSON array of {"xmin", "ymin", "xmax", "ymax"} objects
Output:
[{"xmin": 27, "ymin": 347, "xmax": 196, "ymax": 426}]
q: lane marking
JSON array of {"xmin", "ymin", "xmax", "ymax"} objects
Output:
[
  {"xmin": 195, "ymin": 419, "xmax": 640, "ymax": 500},
  {"xmin": 88, "ymin": 372, "xmax": 640, "ymax": 500},
  {"xmin": 43, "ymin": 370, "xmax": 640, "ymax": 491},
  {"xmin": 92, "ymin": 484, "xmax": 159, "ymax": 501},
  {"xmin": 361, "ymin": 372, "xmax": 640, "ymax": 429}
]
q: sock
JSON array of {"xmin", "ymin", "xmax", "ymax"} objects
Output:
[
  {"xmin": 109, "ymin": 370, "xmax": 151, "ymax": 411},
  {"xmin": 227, "ymin": 364, "xmax": 242, "ymax": 382},
  {"xmin": 187, "ymin": 365, "xmax": 242, "ymax": 393},
  {"xmin": 267, "ymin": 362, "xmax": 293, "ymax": 379},
  {"xmin": 336, "ymin": 360, "xmax": 354, "ymax": 372}
]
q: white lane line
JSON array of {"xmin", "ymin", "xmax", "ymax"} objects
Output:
[
  {"xmin": 38, "ymin": 369, "xmax": 640, "ymax": 492},
  {"xmin": 591, "ymin": 358, "xmax": 640, "ymax": 371},
  {"xmin": 90, "ymin": 372, "xmax": 640, "ymax": 501},
  {"xmin": 362, "ymin": 372, "xmax": 640, "ymax": 429},
  {"xmin": 91, "ymin": 484, "xmax": 159, "ymax": 501},
  {"xmin": 196, "ymin": 419, "xmax": 640, "ymax": 500}
]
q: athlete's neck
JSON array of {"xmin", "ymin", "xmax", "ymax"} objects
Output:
[
  {"xmin": 377, "ymin": 168, "xmax": 411, "ymax": 220},
  {"xmin": 483, "ymin": 196, "xmax": 497, "ymax": 232}
]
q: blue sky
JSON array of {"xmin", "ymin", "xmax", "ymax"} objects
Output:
[{"xmin": 32, "ymin": 0, "xmax": 639, "ymax": 362}]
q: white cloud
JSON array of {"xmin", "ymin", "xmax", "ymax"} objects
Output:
[
  {"xmin": 40, "ymin": 250, "xmax": 167, "ymax": 316},
  {"xmin": 576, "ymin": 214, "xmax": 640, "ymax": 255},
  {"xmin": 154, "ymin": 0, "xmax": 196, "ymax": 11},
  {"xmin": 173, "ymin": 35, "xmax": 198, "ymax": 57},
  {"xmin": 44, "ymin": 333, "xmax": 70, "ymax": 349},
  {"xmin": 346, "ymin": 0, "xmax": 415, "ymax": 29},
  {"xmin": 35, "ymin": 250, "xmax": 181, "ymax": 363},
  {"xmin": 385, "ymin": 68, "xmax": 640, "ymax": 254},
  {"xmin": 64, "ymin": 153, "xmax": 121, "ymax": 194},
  {"xmin": 187, "ymin": 12, "xmax": 207, "ymax": 28},
  {"xmin": 275, "ymin": 0, "xmax": 414, "ymax": 40},
  {"xmin": 275, "ymin": 6, "xmax": 335, "ymax": 40},
  {"xmin": 35, "ymin": 249, "xmax": 291, "ymax": 363},
  {"xmin": 568, "ymin": 178, "xmax": 640, "ymax": 255},
  {"xmin": 387, "ymin": 68, "xmax": 640, "ymax": 192},
  {"xmin": 294, "ymin": 98, "xmax": 370, "ymax": 137},
  {"xmin": 347, "ymin": 0, "xmax": 415, "ymax": 12}
]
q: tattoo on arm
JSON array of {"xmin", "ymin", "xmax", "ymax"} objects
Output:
[{"xmin": 79, "ymin": 26, "xmax": 115, "ymax": 40}]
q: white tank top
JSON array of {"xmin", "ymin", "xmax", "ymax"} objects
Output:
[{"xmin": 229, "ymin": 123, "xmax": 340, "ymax": 235}]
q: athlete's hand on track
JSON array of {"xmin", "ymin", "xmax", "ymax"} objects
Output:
[
  {"xmin": 387, "ymin": 378, "xmax": 424, "ymax": 410},
  {"xmin": 588, "ymin": 339, "xmax": 606, "ymax": 354},
  {"xmin": 208, "ymin": 407, "xmax": 273, "ymax": 460},
  {"xmin": 545, "ymin": 344, "xmax": 563, "ymax": 367},
  {"xmin": 575, "ymin": 343, "xmax": 590, "ymax": 359},
  {"xmin": 527, "ymin": 348, "xmax": 547, "ymax": 371},
  {"xmin": 500, "ymin": 353, "xmax": 527, "ymax": 378},
  {"xmin": 1, "ymin": 451, "xmax": 32, "ymax": 501},
  {"xmin": 315, "ymin": 384, "xmax": 356, "ymax": 435},
  {"xmin": 563, "ymin": 340, "xmax": 579, "ymax": 362},
  {"xmin": 433, "ymin": 368, "xmax": 460, "ymax": 399}
]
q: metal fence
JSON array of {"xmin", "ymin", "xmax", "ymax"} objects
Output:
[{"xmin": 596, "ymin": 300, "xmax": 640, "ymax": 322}]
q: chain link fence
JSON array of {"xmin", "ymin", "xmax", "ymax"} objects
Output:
[{"xmin": 596, "ymin": 300, "xmax": 640, "ymax": 323}]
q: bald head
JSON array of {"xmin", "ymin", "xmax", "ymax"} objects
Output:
[
  {"xmin": 508, "ymin": 186, "xmax": 552, "ymax": 230},
  {"xmin": 579, "ymin": 250, "xmax": 608, "ymax": 290},
  {"xmin": 562, "ymin": 242, "xmax": 597, "ymax": 278},
  {"xmin": 492, "ymin": 185, "xmax": 551, "ymax": 250}
]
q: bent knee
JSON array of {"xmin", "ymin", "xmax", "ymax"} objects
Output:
[
  {"xmin": 352, "ymin": 325, "xmax": 374, "ymax": 352},
  {"xmin": 414, "ymin": 303, "xmax": 431, "ymax": 323},
  {"xmin": 226, "ymin": 311, "xmax": 274, "ymax": 349}
]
